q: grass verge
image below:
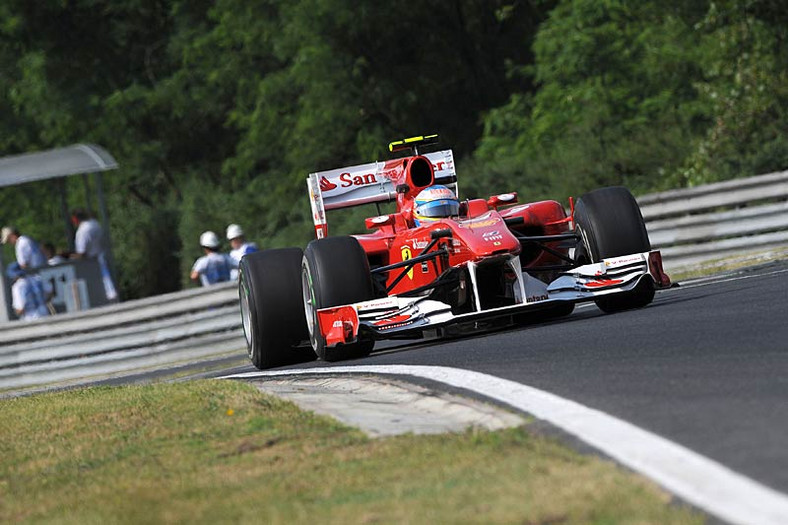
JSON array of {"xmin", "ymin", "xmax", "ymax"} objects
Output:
[
  {"xmin": 666, "ymin": 246, "xmax": 788, "ymax": 282},
  {"xmin": 0, "ymin": 380, "xmax": 702, "ymax": 524}
]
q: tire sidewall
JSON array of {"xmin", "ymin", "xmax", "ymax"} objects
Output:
[
  {"xmin": 574, "ymin": 186, "xmax": 650, "ymax": 262},
  {"xmin": 301, "ymin": 254, "xmax": 326, "ymax": 359},
  {"xmin": 240, "ymin": 248, "xmax": 312, "ymax": 369},
  {"xmin": 302, "ymin": 236, "xmax": 374, "ymax": 361}
]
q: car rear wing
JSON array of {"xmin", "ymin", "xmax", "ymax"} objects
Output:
[{"xmin": 307, "ymin": 149, "xmax": 458, "ymax": 239}]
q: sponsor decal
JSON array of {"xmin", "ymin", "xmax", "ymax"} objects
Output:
[
  {"xmin": 401, "ymin": 246, "xmax": 414, "ymax": 280},
  {"xmin": 527, "ymin": 294, "xmax": 549, "ymax": 303},
  {"xmin": 356, "ymin": 297, "xmax": 400, "ymax": 312},
  {"xmin": 319, "ymin": 176, "xmax": 337, "ymax": 192},
  {"xmin": 339, "ymin": 172, "xmax": 377, "ymax": 187},
  {"xmin": 417, "ymin": 186, "xmax": 455, "ymax": 201},
  {"xmin": 604, "ymin": 254, "xmax": 645, "ymax": 267},
  {"xmin": 462, "ymin": 213, "xmax": 501, "ymax": 229},
  {"xmin": 431, "ymin": 161, "xmax": 448, "ymax": 172},
  {"xmin": 482, "ymin": 230, "xmax": 504, "ymax": 242},
  {"xmin": 471, "ymin": 218, "xmax": 500, "ymax": 228},
  {"xmin": 412, "ymin": 240, "xmax": 429, "ymax": 250}
]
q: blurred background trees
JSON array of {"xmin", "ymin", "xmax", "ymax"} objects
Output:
[{"xmin": 1, "ymin": 0, "xmax": 785, "ymax": 299}]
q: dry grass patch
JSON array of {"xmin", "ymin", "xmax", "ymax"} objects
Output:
[{"xmin": 0, "ymin": 380, "xmax": 703, "ymax": 524}]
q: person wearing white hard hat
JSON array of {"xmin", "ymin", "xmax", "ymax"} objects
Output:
[
  {"xmin": 226, "ymin": 224, "xmax": 258, "ymax": 260},
  {"xmin": 190, "ymin": 230, "xmax": 238, "ymax": 287},
  {"xmin": 225, "ymin": 224, "xmax": 258, "ymax": 279}
]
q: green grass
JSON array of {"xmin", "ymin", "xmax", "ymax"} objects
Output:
[
  {"xmin": 0, "ymin": 380, "xmax": 704, "ymax": 524},
  {"xmin": 667, "ymin": 247, "xmax": 788, "ymax": 282}
]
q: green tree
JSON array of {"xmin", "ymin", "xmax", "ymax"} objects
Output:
[
  {"xmin": 475, "ymin": 0, "xmax": 706, "ymax": 200},
  {"xmin": 676, "ymin": 0, "xmax": 788, "ymax": 185}
]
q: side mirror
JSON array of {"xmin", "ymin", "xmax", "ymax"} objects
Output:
[
  {"xmin": 365, "ymin": 215, "xmax": 395, "ymax": 230},
  {"xmin": 486, "ymin": 192, "xmax": 518, "ymax": 209}
]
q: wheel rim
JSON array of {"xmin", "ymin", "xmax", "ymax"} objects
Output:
[
  {"xmin": 301, "ymin": 263, "xmax": 316, "ymax": 338},
  {"xmin": 239, "ymin": 272, "xmax": 254, "ymax": 355}
]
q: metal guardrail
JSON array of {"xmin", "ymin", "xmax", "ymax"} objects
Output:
[
  {"xmin": 2, "ymin": 170, "xmax": 786, "ymax": 391},
  {"xmin": 0, "ymin": 282, "xmax": 245, "ymax": 391},
  {"xmin": 639, "ymin": 170, "xmax": 788, "ymax": 268}
]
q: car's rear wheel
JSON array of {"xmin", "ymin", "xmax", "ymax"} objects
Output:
[
  {"xmin": 302, "ymin": 236, "xmax": 375, "ymax": 362},
  {"xmin": 239, "ymin": 249, "xmax": 314, "ymax": 369},
  {"xmin": 574, "ymin": 186, "xmax": 655, "ymax": 313}
]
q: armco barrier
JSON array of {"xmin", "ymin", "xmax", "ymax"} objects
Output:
[
  {"xmin": 639, "ymin": 170, "xmax": 788, "ymax": 268},
  {"xmin": 0, "ymin": 281, "xmax": 245, "ymax": 391},
  {"xmin": 2, "ymin": 170, "xmax": 787, "ymax": 391}
]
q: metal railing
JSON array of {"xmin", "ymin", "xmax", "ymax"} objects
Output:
[
  {"xmin": 2, "ymin": 170, "xmax": 787, "ymax": 391},
  {"xmin": 639, "ymin": 170, "xmax": 788, "ymax": 268},
  {"xmin": 0, "ymin": 282, "xmax": 244, "ymax": 391}
]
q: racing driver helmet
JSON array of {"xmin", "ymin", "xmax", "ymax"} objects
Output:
[{"xmin": 413, "ymin": 185, "xmax": 459, "ymax": 226}]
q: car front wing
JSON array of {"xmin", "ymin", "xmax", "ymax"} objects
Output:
[{"xmin": 315, "ymin": 250, "xmax": 670, "ymax": 347}]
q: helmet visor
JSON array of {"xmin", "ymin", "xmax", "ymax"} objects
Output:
[{"xmin": 415, "ymin": 198, "xmax": 460, "ymax": 219}]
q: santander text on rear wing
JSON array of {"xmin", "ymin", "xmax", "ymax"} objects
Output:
[{"xmin": 307, "ymin": 150, "xmax": 457, "ymax": 239}]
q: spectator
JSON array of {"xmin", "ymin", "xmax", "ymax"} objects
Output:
[
  {"xmin": 190, "ymin": 231, "xmax": 238, "ymax": 287},
  {"xmin": 226, "ymin": 224, "xmax": 258, "ymax": 279},
  {"xmin": 6, "ymin": 262, "xmax": 53, "ymax": 321},
  {"xmin": 1, "ymin": 226, "xmax": 47, "ymax": 269},
  {"xmin": 70, "ymin": 209, "xmax": 118, "ymax": 301},
  {"xmin": 42, "ymin": 242, "xmax": 68, "ymax": 265}
]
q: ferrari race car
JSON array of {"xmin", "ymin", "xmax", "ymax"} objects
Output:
[{"xmin": 239, "ymin": 135, "xmax": 671, "ymax": 369}]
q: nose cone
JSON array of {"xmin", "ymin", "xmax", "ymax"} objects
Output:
[{"xmin": 454, "ymin": 213, "xmax": 520, "ymax": 257}]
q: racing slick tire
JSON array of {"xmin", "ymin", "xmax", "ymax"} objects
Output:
[
  {"xmin": 574, "ymin": 186, "xmax": 656, "ymax": 313},
  {"xmin": 239, "ymin": 248, "xmax": 314, "ymax": 370},
  {"xmin": 302, "ymin": 236, "xmax": 376, "ymax": 362}
]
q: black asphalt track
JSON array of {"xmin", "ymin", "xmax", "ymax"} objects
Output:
[
  {"xmin": 67, "ymin": 260, "xmax": 788, "ymax": 495},
  {"xmin": 237, "ymin": 260, "xmax": 788, "ymax": 494}
]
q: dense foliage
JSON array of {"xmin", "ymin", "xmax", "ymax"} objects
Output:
[{"xmin": 1, "ymin": 0, "xmax": 785, "ymax": 298}]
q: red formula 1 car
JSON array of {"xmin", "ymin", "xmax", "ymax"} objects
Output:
[{"xmin": 239, "ymin": 135, "xmax": 671, "ymax": 369}]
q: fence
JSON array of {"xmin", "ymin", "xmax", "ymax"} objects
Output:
[
  {"xmin": 0, "ymin": 282, "xmax": 243, "ymax": 391},
  {"xmin": 2, "ymin": 171, "xmax": 787, "ymax": 392},
  {"xmin": 639, "ymin": 170, "xmax": 788, "ymax": 268}
]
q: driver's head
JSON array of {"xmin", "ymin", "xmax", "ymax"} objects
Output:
[{"xmin": 413, "ymin": 185, "xmax": 459, "ymax": 226}]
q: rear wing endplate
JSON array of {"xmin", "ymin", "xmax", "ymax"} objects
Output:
[{"xmin": 307, "ymin": 150, "xmax": 457, "ymax": 239}]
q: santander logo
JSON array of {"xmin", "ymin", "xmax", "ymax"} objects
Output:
[
  {"xmin": 320, "ymin": 172, "xmax": 379, "ymax": 192},
  {"xmin": 320, "ymin": 176, "xmax": 337, "ymax": 192}
]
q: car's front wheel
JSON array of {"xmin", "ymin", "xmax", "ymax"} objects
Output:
[
  {"xmin": 239, "ymin": 249, "xmax": 314, "ymax": 369},
  {"xmin": 302, "ymin": 236, "xmax": 375, "ymax": 362},
  {"xmin": 574, "ymin": 186, "xmax": 655, "ymax": 313}
]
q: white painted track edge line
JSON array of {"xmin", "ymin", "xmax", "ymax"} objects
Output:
[{"xmin": 222, "ymin": 365, "xmax": 788, "ymax": 525}]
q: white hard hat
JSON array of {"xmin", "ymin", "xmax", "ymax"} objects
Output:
[
  {"xmin": 199, "ymin": 231, "xmax": 220, "ymax": 249},
  {"xmin": 226, "ymin": 224, "xmax": 244, "ymax": 240}
]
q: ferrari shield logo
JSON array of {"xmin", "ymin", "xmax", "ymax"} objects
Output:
[{"xmin": 401, "ymin": 246, "xmax": 414, "ymax": 280}]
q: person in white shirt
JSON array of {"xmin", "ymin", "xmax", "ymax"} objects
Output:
[
  {"xmin": 1, "ymin": 226, "xmax": 47, "ymax": 269},
  {"xmin": 226, "ymin": 224, "xmax": 258, "ymax": 280},
  {"xmin": 6, "ymin": 262, "xmax": 53, "ymax": 321},
  {"xmin": 191, "ymin": 231, "xmax": 238, "ymax": 287},
  {"xmin": 70, "ymin": 209, "xmax": 118, "ymax": 301}
]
